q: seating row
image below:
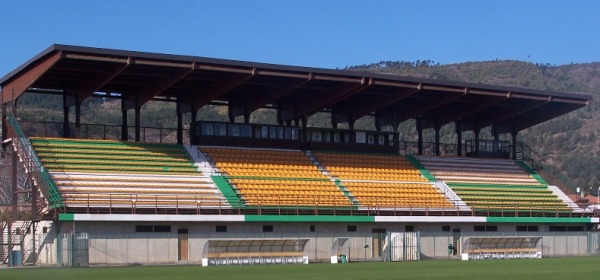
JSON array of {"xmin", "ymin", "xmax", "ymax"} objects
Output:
[
  {"xmin": 202, "ymin": 147, "xmax": 350, "ymax": 207},
  {"xmin": 30, "ymin": 138, "xmax": 228, "ymax": 208}
]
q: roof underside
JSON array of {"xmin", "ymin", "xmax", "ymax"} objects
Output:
[{"xmin": 0, "ymin": 44, "xmax": 592, "ymax": 133}]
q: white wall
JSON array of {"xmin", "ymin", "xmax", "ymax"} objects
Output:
[{"xmin": 56, "ymin": 221, "xmax": 596, "ymax": 265}]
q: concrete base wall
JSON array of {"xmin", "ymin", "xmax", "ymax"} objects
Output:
[{"xmin": 36, "ymin": 221, "xmax": 597, "ymax": 265}]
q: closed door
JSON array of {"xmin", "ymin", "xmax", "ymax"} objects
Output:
[
  {"xmin": 372, "ymin": 228, "xmax": 386, "ymax": 258},
  {"xmin": 178, "ymin": 229, "xmax": 189, "ymax": 261}
]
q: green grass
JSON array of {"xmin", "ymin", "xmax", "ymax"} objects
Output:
[{"xmin": 4, "ymin": 257, "xmax": 600, "ymax": 280}]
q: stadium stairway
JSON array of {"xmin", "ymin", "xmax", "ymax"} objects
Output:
[
  {"xmin": 312, "ymin": 152, "xmax": 456, "ymax": 211},
  {"xmin": 184, "ymin": 145, "xmax": 220, "ymax": 175},
  {"xmin": 305, "ymin": 150, "xmax": 360, "ymax": 206},
  {"xmin": 433, "ymin": 181, "xmax": 470, "ymax": 211},
  {"xmin": 188, "ymin": 145, "xmax": 242, "ymax": 207},
  {"xmin": 30, "ymin": 138, "xmax": 230, "ymax": 209},
  {"xmin": 547, "ymin": 185, "xmax": 589, "ymax": 213},
  {"xmin": 200, "ymin": 147, "xmax": 353, "ymax": 208},
  {"xmin": 0, "ymin": 220, "xmax": 30, "ymax": 265}
]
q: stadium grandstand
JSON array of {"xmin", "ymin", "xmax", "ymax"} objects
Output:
[{"xmin": 0, "ymin": 45, "xmax": 598, "ymax": 266}]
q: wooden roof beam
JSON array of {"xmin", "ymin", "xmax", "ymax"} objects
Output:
[
  {"xmin": 342, "ymin": 83, "xmax": 422, "ymax": 121},
  {"xmin": 135, "ymin": 62, "xmax": 197, "ymax": 106},
  {"xmin": 70, "ymin": 58, "xmax": 131, "ymax": 101},
  {"xmin": 439, "ymin": 94, "xmax": 508, "ymax": 127},
  {"xmin": 498, "ymin": 102, "xmax": 585, "ymax": 133},
  {"xmin": 392, "ymin": 88, "xmax": 468, "ymax": 123},
  {"xmin": 191, "ymin": 68, "xmax": 256, "ymax": 110},
  {"xmin": 1, "ymin": 51, "xmax": 62, "ymax": 103},
  {"xmin": 294, "ymin": 77, "xmax": 369, "ymax": 117},
  {"xmin": 473, "ymin": 98, "xmax": 549, "ymax": 129},
  {"xmin": 244, "ymin": 73, "xmax": 313, "ymax": 114}
]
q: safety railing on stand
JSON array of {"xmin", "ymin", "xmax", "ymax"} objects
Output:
[{"xmin": 8, "ymin": 113, "xmax": 63, "ymax": 208}]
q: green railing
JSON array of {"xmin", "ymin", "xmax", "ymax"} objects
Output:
[{"xmin": 8, "ymin": 113, "xmax": 63, "ymax": 207}]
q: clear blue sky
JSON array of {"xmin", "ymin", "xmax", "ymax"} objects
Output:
[{"xmin": 1, "ymin": 0, "xmax": 599, "ymax": 77}]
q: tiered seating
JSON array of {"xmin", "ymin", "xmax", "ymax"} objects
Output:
[
  {"xmin": 315, "ymin": 153, "xmax": 452, "ymax": 208},
  {"xmin": 30, "ymin": 137, "xmax": 226, "ymax": 208},
  {"xmin": 202, "ymin": 147, "xmax": 352, "ymax": 207},
  {"xmin": 417, "ymin": 156, "xmax": 571, "ymax": 212}
]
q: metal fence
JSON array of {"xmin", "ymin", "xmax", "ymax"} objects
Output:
[{"xmin": 57, "ymin": 232, "xmax": 89, "ymax": 267}]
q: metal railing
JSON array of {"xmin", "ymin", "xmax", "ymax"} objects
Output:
[
  {"xmin": 8, "ymin": 114, "xmax": 63, "ymax": 208},
  {"xmin": 515, "ymin": 142, "xmax": 546, "ymax": 171},
  {"xmin": 17, "ymin": 120, "xmax": 188, "ymax": 144},
  {"xmin": 398, "ymin": 141, "xmax": 459, "ymax": 157},
  {"xmin": 516, "ymin": 142, "xmax": 582, "ymax": 196},
  {"xmin": 52, "ymin": 193, "xmax": 591, "ymax": 218}
]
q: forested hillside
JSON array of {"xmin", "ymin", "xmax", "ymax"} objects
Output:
[{"xmin": 5, "ymin": 60, "xmax": 599, "ymax": 193}]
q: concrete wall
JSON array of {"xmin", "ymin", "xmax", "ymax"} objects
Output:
[
  {"xmin": 8, "ymin": 220, "xmax": 56, "ymax": 265},
  {"xmin": 46, "ymin": 221, "xmax": 599, "ymax": 265},
  {"xmin": 9, "ymin": 220, "xmax": 594, "ymax": 265}
]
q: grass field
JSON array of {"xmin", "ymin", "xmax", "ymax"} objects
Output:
[{"xmin": 3, "ymin": 257, "xmax": 599, "ymax": 280}]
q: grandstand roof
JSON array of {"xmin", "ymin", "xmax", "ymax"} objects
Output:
[{"xmin": 0, "ymin": 44, "xmax": 592, "ymax": 133}]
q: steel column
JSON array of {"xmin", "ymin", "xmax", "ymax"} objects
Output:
[
  {"xmin": 176, "ymin": 106, "xmax": 183, "ymax": 145},
  {"xmin": 121, "ymin": 98, "xmax": 128, "ymax": 141},
  {"xmin": 135, "ymin": 106, "xmax": 141, "ymax": 142},
  {"xmin": 455, "ymin": 122, "xmax": 462, "ymax": 157},
  {"xmin": 434, "ymin": 124, "xmax": 440, "ymax": 156},
  {"xmin": 511, "ymin": 130, "xmax": 518, "ymax": 160},
  {"xmin": 62, "ymin": 94, "xmax": 70, "ymax": 138},
  {"xmin": 190, "ymin": 109, "xmax": 197, "ymax": 145},
  {"xmin": 1, "ymin": 102, "xmax": 6, "ymax": 143},
  {"xmin": 416, "ymin": 119, "xmax": 423, "ymax": 155}
]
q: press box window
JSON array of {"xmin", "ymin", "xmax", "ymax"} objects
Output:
[
  {"xmin": 216, "ymin": 225, "xmax": 227, "ymax": 232},
  {"xmin": 474, "ymin": 225, "xmax": 497, "ymax": 232},
  {"xmin": 263, "ymin": 225, "xmax": 273, "ymax": 232},
  {"xmin": 135, "ymin": 225, "xmax": 153, "ymax": 233},
  {"xmin": 516, "ymin": 226, "xmax": 539, "ymax": 232},
  {"xmin": 136, "ymin": 225, "xmax": 171, "ymax": 233},
  {"xmin": 153, "ymin": 226, "xmax": 171, "ymax": 233}
]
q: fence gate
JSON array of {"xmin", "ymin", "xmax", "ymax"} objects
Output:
[
  {"xmin": 58, "ymin": 232, "xmax": 89, "ymax": 267},
  {"xmin": 386, "ymin": 232, "xmax": 420, "ymax": 261},
  {"xmin": 589, "ymin": 232, "xmax": 600, "ymax": 256}
]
